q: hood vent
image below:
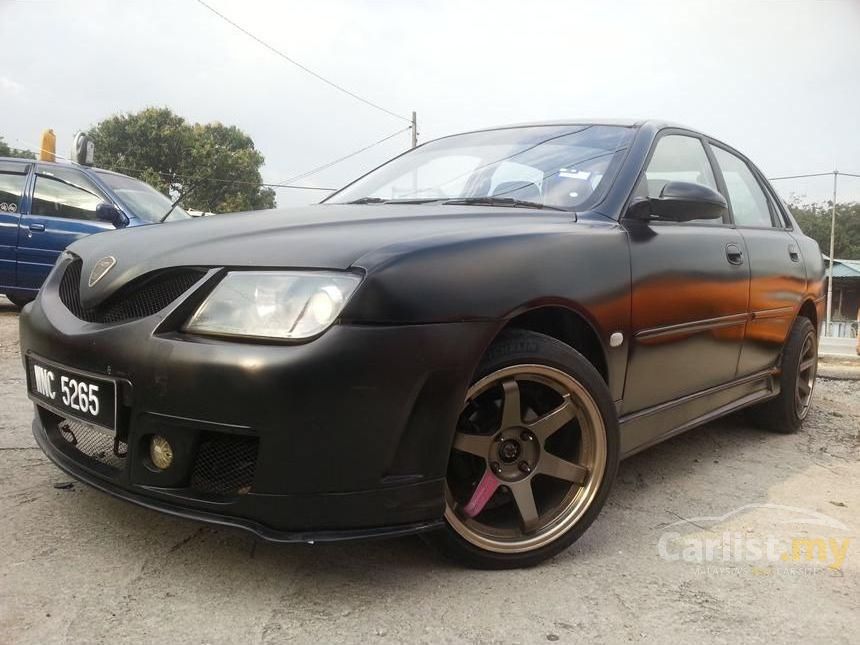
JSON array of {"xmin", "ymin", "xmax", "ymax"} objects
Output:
[{"xmin": 59, "ymin": 260, "xmax": 205, "ymax": 324}]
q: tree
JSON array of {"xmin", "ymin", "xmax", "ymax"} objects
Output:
[
  {"xmin": 185, "ymin": 121, "xmax": 276, "ymax": 213},
  {"xmin": 88, "ymin": 107, "xmax": 275, "ymax": 213},
  {"xmin": 0, "ymin": 136, "xmax": 36, "ymax": 159},
  {"xmin": 789, "ymin": 199, "xmax": 860, "ymax": 260}
]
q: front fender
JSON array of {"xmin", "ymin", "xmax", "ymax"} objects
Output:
[{"xmin": 345, "ymin": 219, "xmax": 632, "ymax": 399}]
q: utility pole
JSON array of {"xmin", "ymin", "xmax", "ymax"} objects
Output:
[
  {"xmin": 411, "ymin": 111, "xmax": 418, "ymax": 149},
  {"xmin": 825, "ymin": 169, "xmax": 838, "ymax": 331}
]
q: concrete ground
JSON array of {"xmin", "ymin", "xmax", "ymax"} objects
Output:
[
  {"xmin": 1, "ymin": 295, "xmax": 858, "ymax": 644},
  {"xmin": 819, "ymin": 335, "xmax": 858, "ymax": 357}
]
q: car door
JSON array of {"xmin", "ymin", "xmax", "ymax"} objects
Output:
[
  {"xmin": 622, "ymin": 132, "xmax": 751, "ymax": 414},
  {"xmin": 709, "ymin": 144, "xmax": 807, "ymax": 375},
  {"xmin": 16, "ymin": 164, "xmax": 114, "ymax": 291},
  {"xmin": 0, "ymin": 161, "xmax": 31, "ymax": 290}
]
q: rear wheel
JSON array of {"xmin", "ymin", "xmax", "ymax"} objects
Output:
[
  {"xmin": 424, "ymin": 330, "xmax": 619, "ymax": 569},
  {"xmin": 751, "ymin": 316, "xmax": 818, "ymax": 434}
]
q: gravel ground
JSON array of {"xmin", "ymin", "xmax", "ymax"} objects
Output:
[{"xmin": 1, "ymin": 295, "xmax": 858, "ymax": 644}]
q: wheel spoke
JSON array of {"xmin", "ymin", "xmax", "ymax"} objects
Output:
[
  {"xmin": 500, "ymin": 379, "xmax": 522, "ymax": 428},
  {"xmin": 798, "ymin": 379, "xmax": 811, "ymax": 396},
  {"xmin": 509, "ymin": 480, "xmax": 540, "ymax": 532},
  {"xmin": 453, "ymin": 432, "xmax": 491, "ymax": 458},
  {"xmin": 538, "ymin": 453, "xmax": 588, "ymax": 485},
  {"xmin": 800, "ymin": 358, "xmax": 816, "ymax": 372},
  {"xmin": 528, "ymin": 395, "xmax": 576, "ymax": 442},
  {"xmin": 462, "ymin": 469, "xmax": 500, "ymax": 518}
]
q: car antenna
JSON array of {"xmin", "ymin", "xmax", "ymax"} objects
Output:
[{"xmin": 160, "ymin": 184, "xmax": 197, "ymax": 223}]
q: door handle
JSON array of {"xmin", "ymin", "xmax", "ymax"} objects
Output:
[
  {"xmin": 28, "ymin": 223, "xmax": 46, "ymax": 232},
  {"xmin": 788, "ymin": 244, "xmax": 800, "ymax": 262},
  {"xmin": 725, "ymin": 243, "xmax": 744, "ymax": 265}
]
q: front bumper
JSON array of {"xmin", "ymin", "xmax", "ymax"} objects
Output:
[{"xmin": 21, "ymin": 258, "xmax": 498, "ymax": 541}]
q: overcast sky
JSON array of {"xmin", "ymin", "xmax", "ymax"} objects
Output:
[{"xmin": 2, "ymin": 0, "xmax": 859, "ymax": 206}]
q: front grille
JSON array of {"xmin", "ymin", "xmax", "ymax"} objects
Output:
[
  {"xmin": 59, "ymin": 260, "xmax": 205, "ymax": 324},
  {"xmin": 59, "ymin": 419, "xmax": 127, "ymax": 472},
  {"xmin": 191, "ymin": 434, "xmax": 259, "ymax": 496}
]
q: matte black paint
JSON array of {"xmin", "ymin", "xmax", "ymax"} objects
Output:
[{"xmin": 19, "ymin": 120, "xmax": 825, "ymax": 541}]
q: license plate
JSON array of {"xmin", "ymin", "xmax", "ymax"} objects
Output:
[{"xmin": 27, "ymin": 356, "xmax": 117, "ymax": 431}]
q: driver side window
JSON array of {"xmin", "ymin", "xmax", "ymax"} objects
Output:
[
  {"xmin": 638, "ymin": 135, "xmax": 722, "ymax": 225},
  {"xmin": 31, "ymin": 166, "xmax": 107, "ymax": 221}
]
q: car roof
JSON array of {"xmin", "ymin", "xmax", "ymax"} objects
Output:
[
  {"xmin": 0, "ymin": 156, "xmax": 91, "ymax": 169},
  {"xmin": 430, "ymin": 118, "xmax": 714, "ymax": 143},
  {"xmin": 0, "ymin": 156, "xmax": 131, "ymax": 178},
  {"xmin": 453, "ymin": 117, "xmax": 694, "ymax": 130}
]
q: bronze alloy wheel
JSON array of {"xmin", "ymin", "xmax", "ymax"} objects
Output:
[
  {"xmin": 750, "ymin": 316, "xmax": 818, "ymax": 435},
  {"xmin": 443, "ymin": 364, "xmax": 608, "ymax": 554},
  {"xmin": 795, "ymin": 330, "xmax": 818, "ymax": 419}
]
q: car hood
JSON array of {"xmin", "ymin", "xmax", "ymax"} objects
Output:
[{"xmin": 68, "ymin": 203, "xmax": 575, "ymax": 308}]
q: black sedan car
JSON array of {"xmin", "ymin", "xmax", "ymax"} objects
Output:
[{"xmin": 20, "ymin": 120, "xmax": 825, "ymax": 568}]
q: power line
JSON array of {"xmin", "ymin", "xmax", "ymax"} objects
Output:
[
  {"xmin": 769, "ymin": 171, "xmax": 836, "ymax": 181},
  {"xmin": 769, "ymin": 170, "xmax": 860, "ymax": 181},
  {"xmin": 280, "ymin": 126, "xmax": 411, "ymax": 184},
  {"xmin": 194, "ymin": 0, "xmax": 410, "ymax": 123}
]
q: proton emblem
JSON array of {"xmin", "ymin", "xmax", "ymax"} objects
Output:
[{"xmin": 88, "ymin": 256, "xmax": 117, "ymax": 287}]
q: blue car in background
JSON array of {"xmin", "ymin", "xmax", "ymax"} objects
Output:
[{"xmin": 0, "ymin": 158, "xmax": 189, "ymax": 308}]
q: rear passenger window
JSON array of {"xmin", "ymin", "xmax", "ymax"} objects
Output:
[
  {"xmin": 712, "ymin": 147, "xmax": 775, "ymax": 228},
  {"xmin": 31, "ymin": 165, "xmax": 106, "ymax": 221},
  {"xmin": 0, "ymin": 162, "xmax": 29, "ymax": 214}
]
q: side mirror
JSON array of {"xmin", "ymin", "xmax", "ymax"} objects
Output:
[
  {"xmin": 95, "ymin": 202, "xmax": 128, "ymax": 227},
  {"xmin": 629, "ymin": 181, "xmax": 728, "ymax": 222}
]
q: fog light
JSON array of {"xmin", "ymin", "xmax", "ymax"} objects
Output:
[{"xmin": 150, "ymin": 435, "xmax": 174, "ymax": 470}]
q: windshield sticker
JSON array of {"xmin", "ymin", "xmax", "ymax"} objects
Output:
[{"xmin": 558, "ymin": 168, "xmax": 591, "ymax": 180}]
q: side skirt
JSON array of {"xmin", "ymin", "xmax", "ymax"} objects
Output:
[{"xmin": 619, "ymin": 368, "xmax": 778, "ymax": 458}]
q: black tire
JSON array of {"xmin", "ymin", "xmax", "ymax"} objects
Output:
[
  {"xmin": 4, "ymin": 294, "xmax": 33, "ymax": 310},
  {"xmin": 750, "ymin": 316, "xmax": 818, "ymax": 434},
  {"xmin": 423, "ymin": 329, "xmax": 620, "ymax": 569}
]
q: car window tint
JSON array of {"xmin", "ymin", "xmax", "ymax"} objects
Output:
[
  {"xmin": 0, "ymin": 163, "xmax": 29, "ymax": 214},
  {"xmin": 712, "ymin": 147, "xmax": 774, "ymax": 228},
  {"xmin": 31, "ymin": 165, "xmax": 106, "ymax": 221},
  {"xmin": 639, "ymin": 134, "xmax": 720, "ymax": 224}
]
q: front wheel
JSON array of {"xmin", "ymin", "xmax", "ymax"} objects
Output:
[{"xmin": 424, "ymin": 330, "xmax": 619, "ymax": 569}]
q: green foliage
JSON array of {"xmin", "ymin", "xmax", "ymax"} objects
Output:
[
  {"xmin": 0, "ymin": 137, "xmax": 36, "ymax": 159},
  {"xmin": 88, "ymin": 107, "xmax": 275, "ymax": 213},
  {"xmin": 789, "ymin": 199, "xmax": 860, "ymax": 260}
]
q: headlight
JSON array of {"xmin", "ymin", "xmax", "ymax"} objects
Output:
[{"xmin": 184, "ymin": 271, "xmax": 362, "ymax": 340}]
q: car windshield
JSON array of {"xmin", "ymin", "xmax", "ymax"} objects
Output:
[
  {"xmin": 95, "ymin": 171, "xmax": 191, "ymax": 223},
  {"xmin": 327, "ymin": 125, "xmax": 635, "ymax": 210}
]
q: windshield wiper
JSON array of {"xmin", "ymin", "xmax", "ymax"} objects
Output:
[
  {"xmin": 345, "ymin": 197, "xmax": 445, "ymax": 205},
  {"xmin": 346, "ymin": 197, "xmax": 387, "ymax": 204},
  {"xmin": 441, "ymin": 197, "xmax": 568, "ymax": 212}
]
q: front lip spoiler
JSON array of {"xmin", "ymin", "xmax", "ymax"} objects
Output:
[{"xmin": 32, "ymin": 418, "xmax": 443, "ymax": 544}]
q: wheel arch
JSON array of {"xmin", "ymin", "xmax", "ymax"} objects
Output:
[
  {"xmin": 797, "ymin": 298, "xmax": 818, "ymax": 332},
  {"xmin": 498, "ymin": 305, "xmax": 609, "ymax": 385}
]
